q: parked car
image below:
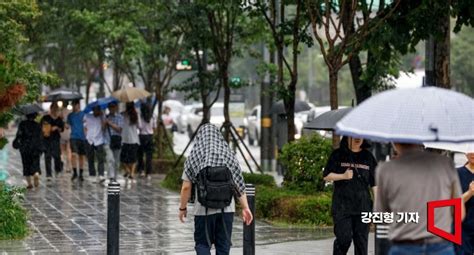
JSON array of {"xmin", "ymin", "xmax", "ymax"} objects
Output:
[
  {"xmin": 186, "ymin": 102, "xmax": 225, "ymax": 138},
  {"xmin": 245, "ymin": 104, "xmax": 314, "ymax": 145},
  {"xmin": 176, "ymin": 104, "xmax": 199, "ymax": 134}
]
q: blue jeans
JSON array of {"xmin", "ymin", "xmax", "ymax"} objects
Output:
[
  {"xmin": 389, "ymin": 242, "xmax": 455, "ymax": 255},
  {"xmin": 194, "ymin": 213, "xmax": 234, "ymax": 255}
]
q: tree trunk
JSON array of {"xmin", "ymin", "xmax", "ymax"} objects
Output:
[
  {"xmin": 285, "ymin": 79, "xmax": 296, "ymax": 143},
  {"xmin": 113, "ymin": 62, "xmax": 121, "ymax": 91},
  {"xmin": 222, "ymin": 66, "xmax": 230, "ymax": 142},
  {"xmin": 340, "ymin": 0, "xmax": 370, "ymax": 104},
  {"xmin": 97, "ymin": 51, "xmax": 105, "ymax": 98},
  {"xmin": 349, "ymin": 55, "xmax": 371, "ymax": 104},
  {"xmin": 434, "ymin": 9, "xmax": 450, "ymax": 88},
  {"xmin": 156, "ymin": 83, "xmax": 164, "ymax": 160},
  {"xmin": 329, "ymin": 71, "xmax": 339, "ymax": 148},
  {"xmin": 196, "ymin": 48, "xmax": 211, "ymax": 124}
]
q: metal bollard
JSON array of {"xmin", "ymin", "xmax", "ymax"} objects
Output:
[
  {"xmin": 107, "ymin": 182, "xmax": 120, "ymax": 255},
  {"xmin": 243, "ymin": 184, "xmax": 256, "ymax": 255},
  {"xmin": 375, "ymin": 224, "xmax": 390, "ymax": 255}
]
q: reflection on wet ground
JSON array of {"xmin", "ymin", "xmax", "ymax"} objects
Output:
[{"xmin": 0, "ymin": 146, "xmax": 332, "ymax": 254}]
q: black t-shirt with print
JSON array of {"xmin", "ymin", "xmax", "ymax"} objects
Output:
[
  {"xmin": 41, "ymin": 115, "xmax": 64, "ymax": 141},
  {"xmin": 324, "ymin": 148, "xmax": 377, "ymax": 216}
]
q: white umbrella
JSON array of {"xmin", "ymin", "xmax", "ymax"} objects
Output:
[
  {"xmin": 112, "ymin": 87, "xmax": 151, "ymax": 102},
  {"xmin": 424, "ymin": 142, "xmax": 474, "ymax": 154},
  {"xmin": 335, "ymin": 87, "xmax": 474, "ymax": 143}
]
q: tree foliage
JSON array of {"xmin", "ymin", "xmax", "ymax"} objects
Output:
[{"xmin": 0, "ymin": 1, "xmax": 58, "ymax": 128}]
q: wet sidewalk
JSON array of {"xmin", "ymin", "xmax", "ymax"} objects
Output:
[{"xmin": 0, "ymin": 144, "xmax": 341, "ymax": 254}]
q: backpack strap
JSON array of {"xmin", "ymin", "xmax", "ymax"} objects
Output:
[
  {"xmin": 205, "ymin": 207, "xmax": 212, "ymax": 248},
  {"xmin": 221, "ymin": 208, "xmax": 233, "ymax": 246}
]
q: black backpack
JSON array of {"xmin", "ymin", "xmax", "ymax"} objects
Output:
[
  {"xmin": 196, "ymin": 166, "xmax": 235, "ymax": 246},
  {"xmin": 197, "ymin": 166, "xmax": 234, "ymax": 209}
]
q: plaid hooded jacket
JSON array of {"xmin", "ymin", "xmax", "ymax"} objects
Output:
[{"xmin": 184, "ymin": 123, "xmax": 246, "ymax": 196}]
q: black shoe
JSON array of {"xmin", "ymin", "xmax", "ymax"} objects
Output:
[
  {"xmin": 71, "ymin": 174, "xmax": 77, "ymax": 181},
  {"xmin": 79, "ymin": 176, "xmax": 84, "ymax": 182},
  {"xmin": 123, "ymin": 172, "xmax": 129, "ymax": 178}
]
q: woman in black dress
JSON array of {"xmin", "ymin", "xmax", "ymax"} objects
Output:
[{"xmin": 14, "ymin": 112, "xmax": 43, "ymax": 188}]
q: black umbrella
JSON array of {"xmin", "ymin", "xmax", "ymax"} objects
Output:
[
  {"xmin": 44, "ymin": 88, "xmax": 83, "ymax": 102},
  {"xmin": 304, "ymin": 107, "xmax": 352, "ymax": 131},
  {"xmin": 13, "ymin": 104, "xmax": 44, "ymax": 115},
  {"xmin": 271, "ymin": 100, "xmax": 311, "ymax": 115}
]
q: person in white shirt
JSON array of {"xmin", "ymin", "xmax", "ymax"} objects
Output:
[
  {"xmin": 84, "ymin": 105, "xmax": 107, "ymax": 183},
  {"xmin": 121, "ymin": 102, "xmax": 140, "ymax": 182},
  {"xmin": 138, "ymin": 102, "xmax": 156, "ymax": 179}
]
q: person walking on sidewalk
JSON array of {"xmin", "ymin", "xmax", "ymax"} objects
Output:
[
  {"xmin": 67, "ymin": 100, "xmax": 87, "ymax": 182},
  {"xmin": 41, "ymin": 102, "xmax": 64, "ymax": 181},
  {"xmin": 455, "ymin": 152, "xmax": 474, "ymax": 255},
  {"xmin": 60, "ymin": 105, "xmax": 72, "ymax": 173},
  {"xmin": 121, "ymin": 102, "xmax": 140, "ymax": 182},
  {"xmin": 137, "ymin": 102, "xmax": 156, "ymax": 179},
  {"xmin": 323, "ymin": 136, "xmax": 377, "ymax": 255},
  {"xmin": 375, "ymin": 143, "xmax": 465, "ymax": 255},
  {"xmin": 105, "ymin": 101, "xmax": 123, "ymax": 182},
  {"xmin": 84, "ymin": 105, "xmax": 107, "ymax": 184},
  {"xmin": 179, "ymin": 123, "xmax": 253, "ymax": 255},
  {"xmin": 14, "ymin": 112, "xmax": 43, "ymax": 188}
]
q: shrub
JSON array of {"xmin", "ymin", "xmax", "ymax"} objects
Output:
[
  {"xmin": 0, "ymin": 183, "xmax": 28, "ymax": 239},
  {"xmin": 242, "ymin": 172, "xmax": 276, "ymax": 187},
  {"xmin": 161, "ymin": 157, "xmax": 186, "ymax": 192},
  {"xmin": 279, "ymin": 134, "xmax": 333, "ymax": 193},
  {"xmin": 255, "ymin": 186, "xmax": 332, "ymax": 226}
]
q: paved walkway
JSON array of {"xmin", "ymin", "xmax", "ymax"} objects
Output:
[{"xmin": 0, "ymin": 143, "xmax": 360, "ymax": 254}]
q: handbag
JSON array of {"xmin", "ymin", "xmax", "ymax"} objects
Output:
[
  {"xmin": 109, "ymin": 135, "xmax": 122, "ymax": 150},
  {"xmin": 12, "ymin": 136, "xmax": 22, "ymax": 150}
]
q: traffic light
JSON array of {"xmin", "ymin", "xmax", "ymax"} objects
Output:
[
  {"xmin": 176, "ymin": 59, "xmax": 192, "ymax": 71},
  {"xmin": 230, "ymin": 76, "xmax": 242, "ymax": 87}
]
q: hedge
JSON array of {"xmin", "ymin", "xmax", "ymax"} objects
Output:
[
  {"xmin": 280, "ymin": 134, "xmax": 333, "ymax": 193},
  {"xmin": 162, "ymin": 168, "xmax": 333, "ymax": 226},
  {"xmin": 255, "ymin": 185, "xmax": 332, "ymax": 226},
  {"xmin": 0, "ymin": 183, "xmax": 28, "ymax": 239},
  {"xmin": 161, "ymin": 156, "xmax": 186, "ymax": 191},
  {"xmin": 242, "ymin": 172, "xmax": 276, "ymax": 187}
]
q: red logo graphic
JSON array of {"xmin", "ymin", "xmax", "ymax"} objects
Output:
[{"xmin": 427, "ymin": 198, "xmax": 462, "ymax": 245}]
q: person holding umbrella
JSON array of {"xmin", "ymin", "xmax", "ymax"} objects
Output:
[
  {"xmin": 323, "ymin": 136, "xmax": 377, "ymax": 255},
  {"xmin": 121, "ymin": 102, "xmax": 140, "ymax": 182},
  {"xmin": 13, "ymin": 107, "xmax": 43, "ymax": 188},
  {"xmin": 105, "ymin": 101, "xmax": 123, "ymax": 182},
  {"xmin": 335, "ymin": 87, "xmax": 472, "ymax": 255},
  {"xmin": 456, "ymin": 152, "xmax": 474, "ymax": 255},
  {"xmin": 84, "ymin": 105, "xmax": 107, "ymax": 184},
  {"xmin": 41, "ymin": 102, "xmax": 65, "ymax": 181},
  {"xmin": 112, "ymin": 86, "xmax": 150, "ymax": 182},
  {"xmin": 67, "ymin": 100, "xmax": 87, "ymax": 182},
  {"xmin": 138, "ymin": 102, "xmax": 156, "ymax": 179}
]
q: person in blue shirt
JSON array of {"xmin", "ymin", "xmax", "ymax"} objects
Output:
[
  {"xmin": 456, "ymin": 152, "xmax": 474, "ymax": 255},
  {"xmin": 67, "ymin": 100, "xmax": 87, "ymax": 181}
]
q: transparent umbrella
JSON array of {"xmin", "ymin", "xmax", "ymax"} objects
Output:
[{"xmin": 335, "ymin": 87, "xmax": 474, "ymax": 143}]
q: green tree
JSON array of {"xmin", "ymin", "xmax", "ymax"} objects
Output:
[
  {"xmin": 0, "ymin": 1, "xmax": 57, "ymax": 130},
  {"xmin": 306, "ymin": 0, "xmax": 402, "ymax": 146},
  {"xmin": 174, "ymin": 1, "xmax": 221, "ymax": 123},
  {"xmin": 197, "ymin": 0, "xmax": 262, "ymax": 141},
  {"xmin": 252, "ymin": 0, "xmax": 313, "ymax": 143},
  {"xmin": 452, "ymin": 26, "xmax": 474, "ymax": 97}
]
